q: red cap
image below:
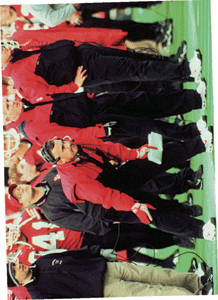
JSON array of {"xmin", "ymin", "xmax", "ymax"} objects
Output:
[{"xmin": 8, "ymin": 184, "xmax": 22, "ymax": 208}]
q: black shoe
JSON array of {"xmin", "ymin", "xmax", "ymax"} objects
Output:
[
  {"xmin": 190, "ymin": 204, "xmax": 203, "ymax": 217},
  {"xmin": 173, "ymin": 40, "xmax": 187, "ymax": 63},
  {"xmin": 174, "ymin": 114, "xmax": 185, "ymax": 126},
  {"xmin": 187, "ymin": 165, "xmax": 203, "ymax": 190},
  {"xmin": 160, "ymin": 249, "xmax": 179, "ymax": 269},
  {"xmin": 201, "ymin": 267, "xmax": 213, "ymax": 285},
  {"xmin": 162, "ymin": 19, "xmax": 173, "ymax": 47},
  {"xmin": 176, "ymin": 236, "xmax": 196, "ymax": 249},
  {"xmin": 194, "ymin": 261, "xmax": 208, "ymax": 276},
  {"xmin": 188, "ymin": 257, "xmax": 198, "ymax": 272},
  {"xmin": 202, "ymin": 281, "xmax": 213, "ymax": 295},
  {"xmin": 210, "ymin": 217, "xmax": 216, "ymax": 226},
  {"xmin": 182, "ymin": 193, "xmax": 193, "ymax": 206}
]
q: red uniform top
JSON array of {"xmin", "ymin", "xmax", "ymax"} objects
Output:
[
  {"xmin": 8, "ymin": 286, "xmax": 31, "ymax": 300},
  {"xmin": 57, "ymin": 138, "xmax": 147, "ymax": 212},
  {"xmin": 21, "ymin": 139, "xmax": 44, "ymax": 166},
  {"xmin": 17, "ymin": 207, "xmax": 84, "ymax": 265}
]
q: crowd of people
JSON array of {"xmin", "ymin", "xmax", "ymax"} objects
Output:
[{"xmin": 1, "ymin": 2, "xmax": 216, "ymax": 299}]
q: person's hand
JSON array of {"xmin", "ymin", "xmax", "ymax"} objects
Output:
[
  {"xmin": 100, "ymin": 249, "xmax": 117, "ymax": 261},
  {"xmin": 136, "ymin": 145, "xmax": 149, "ymax": 159},
  {"xmin": 74, "ymin": 66, "xmax": 88, "ymax": 87},
  {"xmin": 131, "ymin": 203, "xmax": 156, "ymax": 224},
  {"xmin": 69, "ymin": 11, "xmax": 83, "ymax": 25}
]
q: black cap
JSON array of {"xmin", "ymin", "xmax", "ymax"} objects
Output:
[{"xmin": 40, "ymin": 142, "xmax": 59, "ymax": 164}]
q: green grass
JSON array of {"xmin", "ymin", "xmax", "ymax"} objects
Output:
[{"xmin": 131, "ymin": 0, "xmax": 217, "ymax": 294}]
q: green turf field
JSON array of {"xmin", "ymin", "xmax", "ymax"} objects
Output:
[{"xmin": 131, "ymin": 0, "xmax": 217, "ymax": 294}]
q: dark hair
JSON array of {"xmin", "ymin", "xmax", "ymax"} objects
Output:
[
  {"xmin": 7, "ymin": 263, "xmax": 20, "ymax": 287},
  {"xmin": 9, "ymin": 6, "xmax": 17, "ymax": 13},
  {"xmin": 41, "ymin": 140, "xmax": 60, "ymax": 164}
]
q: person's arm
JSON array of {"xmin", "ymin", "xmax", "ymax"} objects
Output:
[
  {"xmin": 12, "ymin": 64, "xmax": 87, "ymax": 103},
  {"xmin": 23, "ymin": 4, "xmax": 76, "ymax": 27},
  {"xmin": 76, "ymin": 138, "xmax": 149, "ymax": 162},
  {"xmin": 24, "ymin": 122, "xmax": 106, "ymax": 145},
  {"xmin": 75, "ymin": 177, "xmax": 137, "ymax": 211},
  {"xmin": 75, "ymin": 179, "xmax": 154, "ymax": 224},
  {"xmin": 42, "ymin": 207, "xmax": 110, "ymax": 235}
]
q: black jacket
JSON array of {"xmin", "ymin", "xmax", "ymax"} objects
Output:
[
  {"xmin": 25, "ymin": 246, "xmax": 107, "ymax": 299},
  {"xmin": 38, "ymin": 167, "xmax": 112, "ymax": 235}
]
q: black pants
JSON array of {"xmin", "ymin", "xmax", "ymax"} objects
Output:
[
  {"xmin": 82, "ymin": 223, "xmax": 176, "ymax": 251},
  {"xmin": 76, "ymin": 43, "xmax": 191, "ymax": 92},
  {"xmin": 107, "ymin": 136, "xmax": 205, "ymax": 191},
  {"xmin": 140, "ymin": 167, "xmax": 195, "ymax": 197},
  {"xmin": 50, "ymin": 89, "xmax": 201, "ymax": 129},
  {"xmin": 102, "ymin": 118, "xmax": 201, "ymax": 149},
  {"xmin": 92, "ymin": 89, "xmax": 201, "ymax": 120},
  {"xmin": 102, "ymin": 201, "xmax": 205, "ymax": 239},
  {"xmin": 76, "ymin": 17, "xmax": 166, "ymax": 42}
]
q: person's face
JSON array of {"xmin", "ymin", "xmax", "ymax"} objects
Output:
[
  {"xmin": 12, "ymin": 184, "xmax": 36, "ymax": 207},
  {"xmin": 1, "ymin": 46, "xmax": 12, "ymax": 67},
  {"xmin": 50, "ymin": 139, "xmax": 78, "ymax": 164},
  {"xmin": 17, "ymin": 159, "xmax": 37, "ymax": 182},
  {"xmin": 3, "ymin": 98, "xmax": 23, "ymax": 122},
  {"xmin": 0, "ymin": 6, "xmax": 17, "ymax": 25},
  {"xmin": 7, "ymin": 85, "xmax": 17, "ymax": 96},
  {"xmin": 12, "ymin": 263, "xmax": 32, "ymax": 284}
]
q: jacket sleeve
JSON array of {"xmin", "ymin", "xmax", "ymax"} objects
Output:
[
  {"xmin": 11, "ymin": 62, "xmax": 78, "ymax": 103},
  {"xmin": 75, "ymin": 177, "xmax": 136, "ymax": 211},
  {"xmin": 77, "ymin": 138, "xmax": 138, "ymax": 162},
  {"xmin": 58, "ymin": 163, "xmax": 137, "ymax": 211},
  {"xmin": 23, "ymin": 4, "xmax": 76, "ymax": 27},
  {"xmin": 42, "ymin": 206, "xmax": 110, "ymax": 235},
  {"xmin": 25, "ymin": 122, "xmax": 106, "ymax": 145},
  {"xmin": 17, "ymin": 74, "xmax": 79, "ymax": 102}
]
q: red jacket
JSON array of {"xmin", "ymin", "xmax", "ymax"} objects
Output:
[
  {"xmin": 3, "ymin": 55, "xmax": 79, "ymax": 102},
  {"xmin": 11, "ymin": 26, "xmax": 127, "ymax": 50},
  {"xmin": 5, "ymin": 104, "xmax": 106, "ymax": 145},
  {"xmin": 57, "ymin": 138, "xmax": 144, "ymax": 212}
]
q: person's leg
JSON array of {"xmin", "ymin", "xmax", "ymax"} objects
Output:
[
  {"xmin": 140, "ymin": 167, "xmax": 196, "ymax": 196},
  {"xmin": 92, "ymin": 89, "xmax": 202, "ymax": 120},
  {"xmin": 104, "ymin": 262, "xmax": 202, "ymax": 297},
  {"xmin": 127, "ymin": 248, "xmax": 179, "ymax": 269},
  {"xmin": 150, "ymin": 209, "xmax": 205, "ymax": 238},
  {"xmin": 78, "ymin": 18, "xmax": 166, "ymax": 42},
  {"xmin": 82, "ymin": 223, "xmax": 179, "ymax": 250},
  {"xmin": 114, "ymin": 136, "xmax": 205, "ymax": 190},
  {"xmin": 101, "ymin": 113, "xmax": 201, "ymax": 142},
  {"xmin": 77, "ymin": 44, "xmax": 191, "ymax": 88}
]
